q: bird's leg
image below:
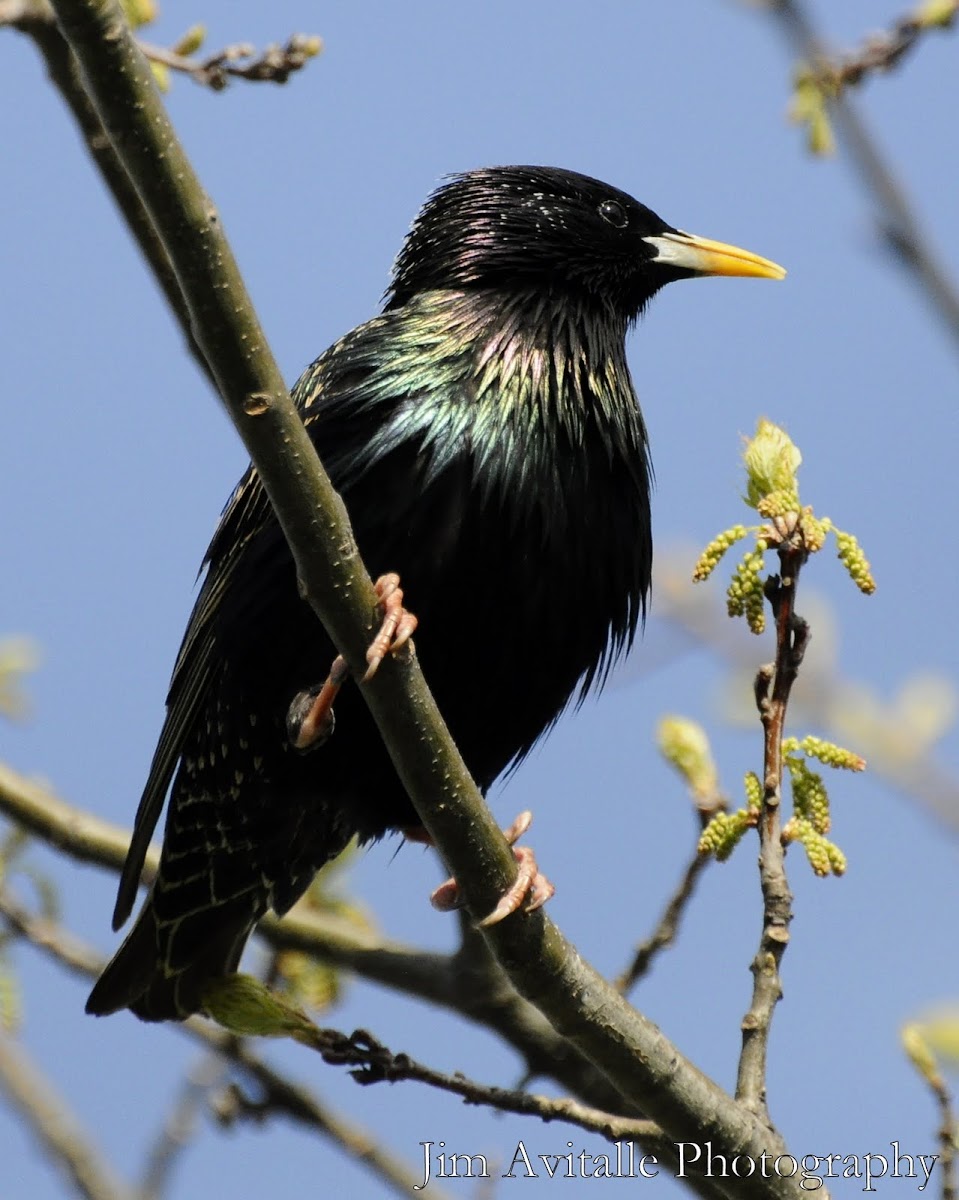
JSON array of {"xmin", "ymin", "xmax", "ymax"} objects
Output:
[
  {"xmin": 287, "ymin": 573, "xmax": 418, "ymax": 752},
  {"xmin": 286, "ymin": 658, "xmax": 350, "ymax": 751},
  {"xmin": 405, "ymin": 810, "xmax": 556, "ymax": 927}
]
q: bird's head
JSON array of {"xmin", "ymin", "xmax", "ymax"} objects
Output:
[{"xmin": 386, "ymin": 165, "xmax": 784, "ymax": 317}]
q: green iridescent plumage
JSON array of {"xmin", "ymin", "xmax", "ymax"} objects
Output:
[{"xmin": 310, "ymin": 285, "xmax": 650, "ymax": 662}]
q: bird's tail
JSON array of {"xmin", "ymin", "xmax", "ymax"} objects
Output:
[{"xmin": 85, "ymin": 889, "xmax": 260, "ymax": 1022}]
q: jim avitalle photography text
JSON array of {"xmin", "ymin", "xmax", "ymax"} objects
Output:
[{"xmin": 414, "ymin": 1138, "xmax": 940, "ymax": 1192}]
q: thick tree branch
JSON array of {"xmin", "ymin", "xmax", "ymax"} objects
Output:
[
  {"xmin": 26, "ymin": 1, "xmax": 818, "ymax": 1190},
  {"xmin": 43, "ymin": 0, "xmax": 530, "ymax": 932}
]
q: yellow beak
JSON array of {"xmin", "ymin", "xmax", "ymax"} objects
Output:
[{"xmin": 643, "ymin": 231, "xmax": 786, "ymax": 281}]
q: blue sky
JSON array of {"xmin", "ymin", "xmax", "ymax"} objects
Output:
[{"xmin": 2, "ymin": 1, "xmax": 958, "ymax": 1196}]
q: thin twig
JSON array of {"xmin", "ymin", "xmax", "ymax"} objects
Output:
[
  {"xmin": 220, "ymin": 1010, "xmax": 743, "ymax": 1196},
  {"xmin": 0, "ymin": 1033, "xmax": 135, "ymax": 1200},
  {"xmin": 936, "ymin": 1097, "xmax": 958, "ymax": 1200},
  {"xmin": 139, "ymin": 34, "xmax": 321, "ymax": 92},
  {"xmin": 735, "ymin": 551, "xmax": 808, "ymax": 1116},
  {"xmin": 182, "ymin": 1027, "xmax": 452, "ymax": 1200},
  {"xmin": 809, "ymin": 2, "xmax": 958, "ymax": 92},
  {"xmin": 303, "ymin": 1025, "xmax": 662, "ymax": 1142},
  {"xmin": 615, "ymin": 761, "xmax": 725, "ymax": 995},
  {"xmin": 767, "ymin": 0, "xmax": 959, "ymax": 351},
  {"xmin": 189, "ymin": 1028, "xmax": 454, "ymax": 1200},
  {"xmin": 614, "ymin": 841, "xmax": 712, "ymax": 994}
]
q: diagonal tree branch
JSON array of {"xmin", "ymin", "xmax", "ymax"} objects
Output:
[
  {"xmin": 0, "ymin": 1033, "xmax": 135, "ymax": 1200},
  {"xmin": 286, "ymin": 1023, "xmax": 664, "ymax": 1142},
  {"xmin": 139, "ymin": 1052, "xmax": 225, "ymax": 1200},
  {"xmin": 0, "ymin": 761, "xmax": 140, "ymax": 872}
]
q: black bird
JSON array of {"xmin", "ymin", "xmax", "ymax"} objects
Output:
[{"xmin": 87, "ymin": 166, "xmax": 783, "ymax": 1021}]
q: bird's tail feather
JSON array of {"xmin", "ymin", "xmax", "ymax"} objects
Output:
[{"xmin": 85, "ymin": 891, "xmax": 257, "ymax": 1022}]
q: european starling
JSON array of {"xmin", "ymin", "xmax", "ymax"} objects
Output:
[{"xmin": 87, "ymin": 166, "xmax": 783, "ymax": 1021}]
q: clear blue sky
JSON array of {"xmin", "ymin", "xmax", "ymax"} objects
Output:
[{"xmin": 2, "ymin": 1, "xmax": 957, "ymax": 1196}]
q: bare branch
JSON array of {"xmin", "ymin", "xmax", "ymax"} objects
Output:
[
  {"xmin": 0, "ymin": 762, "xmax": 143, "ymax": 876},
  {"xmin": 0, "ymin": 1033, "xmax": 135, "ymax": 1200},
  {"xmin": 139, "ymin": 34, "xmax": 321, "ymax": 92},
  {"xmin": 906, "ymin": 1032, "xmax": 959, "ymax": 1200},
  {"xmin": 247, "ymin": 1020, "xmax": 664, "ymax": 1143},
  {"xmin": 0, "ymin": 880, "xmax": 678, "ymax": 1197},
  {"xmin": 614, "ymin": 839, "xmax": 712, "ymax": 995},
  {"xmin": 805, "ymin": 2, "xmax": 958, "ymax": 93},
  {"xmin": 0, "ymin": 761, "xmax": 816, "ymax": 1195},
  {"xmin": 180, "ymin": 1026, "xmax": 455, "ymax": 1199},
  {"xmin": 184, "ymin": 1028, "xmax": 453, "ymax": 1200},
  {"xmin": 932, "ymin": 1081, "xmax": 958, "ymax": 1200}
]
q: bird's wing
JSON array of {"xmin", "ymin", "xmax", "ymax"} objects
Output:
[
  {"xmin": 112, "ymin": 463, "xmax": 275, "ymax": 929},
  {"xmin": 111, "ymin": 329, "xmax": 395, "ymax": 931}
]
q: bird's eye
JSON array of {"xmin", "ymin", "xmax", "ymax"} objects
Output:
[{"xmin": 598, "ymin": 199, "xmax": 628, "ymax": 228}]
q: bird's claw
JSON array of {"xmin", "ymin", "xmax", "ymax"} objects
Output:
[
  {"xmin": 286, "ymin": 573, "xmax": 416, "ymax": 752},
  {"xmin": 362, "ymin": 572, "xmax": 418, "ymax": 683},
  {"xmin": 426, "ymin": 810, "xmax": 556, "ymax": 926}
]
